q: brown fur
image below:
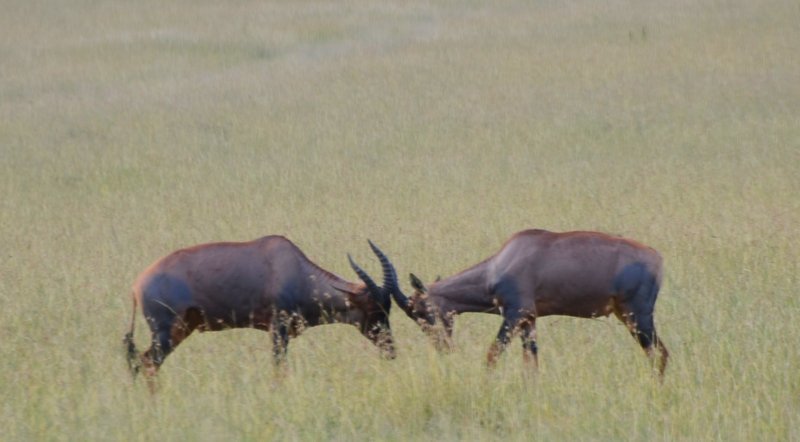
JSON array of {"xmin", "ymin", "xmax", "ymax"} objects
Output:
[
  {"xmin": 396, "ymin": 229, "xmax": 669, "ymax": 378},
  {"xmin": 124, "ymin": 236, "xmax": 398, "ymax": 390}
]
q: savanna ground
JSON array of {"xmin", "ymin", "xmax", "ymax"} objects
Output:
[{"xmin": 1, "ymin": 0, "xmax": 799, "ymax": 440}]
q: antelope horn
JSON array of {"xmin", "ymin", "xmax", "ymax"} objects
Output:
[
  {"xmin": 367, "ymin": 240, "xmax": 398, "ymax": 294},
  {"xmin": 348, "ymin": 253, "xmax": 381, "ymax": 296},
  {"xmin": 366, "ymin": 240, "xmax": 413, "ymax": 315}
]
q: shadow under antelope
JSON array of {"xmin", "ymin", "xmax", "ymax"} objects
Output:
[
  {"xmin": 124, "ymin": 236, "xmax": 399, "ymax": 386},
  {"xmin": 391, "ymin": 229, "xmax": 669, "ymax": 377}
]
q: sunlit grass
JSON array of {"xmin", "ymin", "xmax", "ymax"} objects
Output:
[{"xmin": 1, "ymin": 0, "xmax": 799, "ymax": 440}]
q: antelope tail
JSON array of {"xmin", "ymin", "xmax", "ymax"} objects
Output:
[{"xmin": 123, "ymin": 295, "xmax": 141, "ymax": 378}]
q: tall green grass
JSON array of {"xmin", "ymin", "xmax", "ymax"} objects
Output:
[{"xmin": 1, "ymin": 0, "xmax": 798, "ymax": 439}]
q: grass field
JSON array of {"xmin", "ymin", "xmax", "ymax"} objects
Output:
[{"xmin": 2, "ymin": 0, "xmax": 799, "ymax": 440}]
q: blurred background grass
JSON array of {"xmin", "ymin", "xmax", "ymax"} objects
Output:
[{"xmin": 1, "ymin": 0, "xmax": 798, "ymax": 440}]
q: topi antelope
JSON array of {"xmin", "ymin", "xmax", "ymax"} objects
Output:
[
  {"xmin": 391, "ymin": 229, "xmax": 669, "ymax": 377},
  {"xmin": 124, "ymin": 236, "xmax": 400, "ymax": 383}
]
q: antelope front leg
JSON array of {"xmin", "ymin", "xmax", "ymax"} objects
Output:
[
  {"xmin": 271, "ymin": 324, "xmax": 289, "ymax": 366},
  {"xmin": 487, "ymin": 318, "xmax": 515, "ymax": 367},
  {"xmin": 518, "ymin": 316, "xmax": 538, "ymax": 371}
]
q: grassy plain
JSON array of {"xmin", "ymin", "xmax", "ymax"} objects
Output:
[{"xmin": 1, "ymin": 0, "xmax": 799, "ymax": 440}]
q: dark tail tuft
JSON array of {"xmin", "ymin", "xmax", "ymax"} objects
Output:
[
  {"xmin": 124, "ymin": 332, "xmax": 141, "ymax": 378},
  {"xmin": 124, "ymin": 294, "xmax": 141, "ymax": 379}
]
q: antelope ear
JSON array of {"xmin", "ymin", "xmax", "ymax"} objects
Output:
[{"xmin": 409, "ymin": 273, "xmax": 427, "ymax": 292}]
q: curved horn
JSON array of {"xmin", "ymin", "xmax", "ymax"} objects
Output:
[
  {"xmin": 367, "ymin": 240, "xmax": 398, "ymax": 294},
  {"xmin": 367, "ymin": 240, "xmax": 414, "ymax": 315},
  {"xmin": 348, "ymin": 253, "xmax": 381, "ymax": 295}
]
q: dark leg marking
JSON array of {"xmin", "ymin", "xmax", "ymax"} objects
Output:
[
  {"xmin": 272, "ymin": 324, "xmax": 289, "ymax": 366},
  {"xmin": 487, "ymin": 317, "xmax": 518, "ymax": 367},
  {"xmin": 518, "ymin": 316, "xmax": 538, "ymax": 368}
]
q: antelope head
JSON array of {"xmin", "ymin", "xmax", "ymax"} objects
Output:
[
  {"xmin": 390, "ymin": 272, "xmax": 453, "ymax": 352},
  {"xmin": 345, "ymin": 240, "xmax": 401, "ymax": 359}
]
